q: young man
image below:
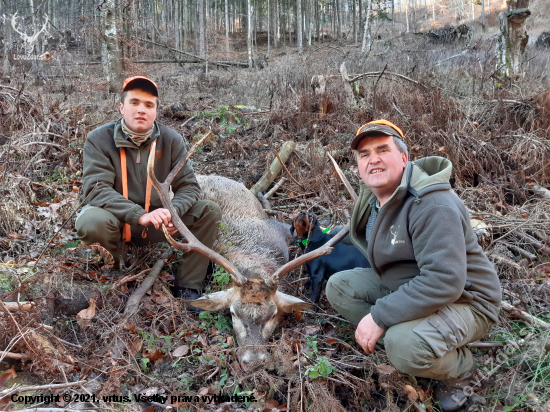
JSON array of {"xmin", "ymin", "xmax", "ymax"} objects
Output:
[
  {"xmin": 76, "ymin": 76, "xmax": 221, "ymax": 299},
  {"xmin": 325, "ymin": 120, "xmax": 501, "ymax": 411}
]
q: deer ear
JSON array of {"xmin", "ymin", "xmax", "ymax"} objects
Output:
[
  {"xmin": 188, "ymin": 289, "xmax": 235, "ymax": 311},
  {"xmin": 273, "ymin": 291, "xmax": 314, "ymax": 313}
]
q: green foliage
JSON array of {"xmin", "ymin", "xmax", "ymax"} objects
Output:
[
  {"xmin": 140, "ymin": 357, "xmax": 150, "ymax": 372},
  {"xmin": 213, "ymin": 265, "xmax": 231, "ymax": 287},
  {"xmin": 305, "ymin": 357, "xmax": 335, "ymax": 379},
  {"xmin": 306, "ymin": 335, "xmax": 319, "ymax": 354},
  {"xmin": 199, "ymin": 311, "xmax": 233, "ymax": 332}
]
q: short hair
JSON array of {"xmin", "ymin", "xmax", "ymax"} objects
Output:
[
  {"xmin": 393, "ymin": 136, "xmax": 408, "ymax": 156},
  {"xmin": 120, "ymin": 81, "xmax": 159, "ymax": 106}
]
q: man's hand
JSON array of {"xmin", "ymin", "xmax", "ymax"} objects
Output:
[
  {"xmin": 355, "ymin": 313, "xmax": 384, "ymax": 355},
  {"xmin": 138, "ymin": 208, "xmax": 179, "ymax": 236}
]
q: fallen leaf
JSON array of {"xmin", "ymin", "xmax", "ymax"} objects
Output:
[
  {"xmin": 324, "ymin": 325, "xmax": 335, "ymax": 336},
  {"xmin": 143, "ymin": 349, "xmax": 164, "ymax": 362},
  {"xmin": 403, "ymin": 384, "xmax": 419, "ymax": 402},
  {"xmin": 302, "ymin": 325, "xmax": 320, "ymax": 335},
  {"xmin": 129, "ymin": 338, "xmax": 142, "ymax": 356},
  {"xmin": 0, "ymin": 365, "xmax": 17, "ymax": 389},
  {"xmin": 197, "ymin": 334, "xmax": 208, "ymax": 348},
  {"xmin": 295, "ymin": 310, "xmax": 302, "ymax": 321},
  {"xmin": 325, "ymin": 339, "xmax": 337, "ymax": 344},
  {"xmin": 229, "ymin": 361, "xmax": 242, "ymax": 375},
  {"xmin": 76, "ymin": 298, "xmax": 96, "ymax": 327},
  {"xmin": 173, "ymin": 345, "xmax": 189, "ymax": 357},
  {"xmin": 198, "ymin": 387, "xmax": 210, "ymax": 396},
  {"xmin": 376, "ymin": 364, "xmax": 396, "ymax": 375},
  {"xmin": 153, "ymin": 293, "xmax": 169, "ymax": 305},
  {"xmin": 226, "ymin": 336, "xmax": 234, "ymax": 347},
  {"xmin": 439, "ymin": 146, "xmax": 445, "ymax": 152}
]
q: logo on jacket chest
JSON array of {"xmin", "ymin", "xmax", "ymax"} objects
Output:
[{"xmin": 390, "ymin": 225, "xmax": 405, "ymax": 245}]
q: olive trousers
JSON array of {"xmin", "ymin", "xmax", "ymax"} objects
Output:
[
  {"xmin": 75, "ymin": 200, "xmax": 222, "ymax": 290},
  {"xmin": 326, "ymin": 268, "xmax": 493, "ymax": 380}
]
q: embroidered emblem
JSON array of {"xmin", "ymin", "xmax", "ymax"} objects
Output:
[{"xmin": 390, "ymin": 225, "xmax": 405, "ymax": 245}]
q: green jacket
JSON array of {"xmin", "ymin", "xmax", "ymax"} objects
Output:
[
  {"xmin": 350, "ymin": 156, "xmax": 502, "ymax": 331},
  {"xmin": 80, "ymin": 120, "xmax": 201, "ymax": 225}
]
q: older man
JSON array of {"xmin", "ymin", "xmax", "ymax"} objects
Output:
[
  {"xmin": 76, "ymin": 76, "xmax": 221, "ymax": 299},
  {"xmin": 326, "ymin": 120, "xmax": 501, "ymax": 411}
]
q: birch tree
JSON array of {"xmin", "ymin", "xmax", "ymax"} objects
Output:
[
  {"xmin": 296, "ymin": 0, "xmax": 302, "ymax": 54},
  {"xmin": 247, "ymin": 0, "xmax": 253, "ymax": 67},
  {"xmin": 361, "ymin": 0, "xmax": 372, "ymax": 55},
  {"xmin": 100, "ymin": 0, "xmax": 123, "ymax": 93}
]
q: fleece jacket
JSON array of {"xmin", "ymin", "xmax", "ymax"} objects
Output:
[
  {"xmin": 80, "ymin": 119, "xmax": 201, "ymax": 225},
  {"xmin": 350, "ymin": 156, "xmax": 502, "ymax": 331}
]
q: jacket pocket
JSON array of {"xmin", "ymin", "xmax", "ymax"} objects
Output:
[{"xmin": 412, "ymin": 305, "xmax": 474, "ymax": 358}]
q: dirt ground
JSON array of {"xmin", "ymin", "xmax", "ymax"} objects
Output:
[{"xmin": 1, "ymin": 25, "xmax": 550, "ymax": 412}]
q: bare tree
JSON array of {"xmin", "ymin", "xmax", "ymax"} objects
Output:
[
  {"xmin": 497, "ymin": 0, "xmax": 530, "ymax": 77},
  {"xmin": 296, "ymin": 0, "xmax": 302, "ymax": 54},
  {"xmin": 225, "ymin": 0, "xmax": 230, "ymax": 51},
  {"xmin": 99, "ymin": 0, "xmax": 122, "ymax": 93},
  {"xmin": 199, "ymin": 0, "xmax": 206, "ymax": 58},
  {"xmin": 361, "ymin": 0, "xmax": 372, "ymax": 55},
  {"xmin": 247, "ymin": 0, "xmax": 253, "ymax": 67}
]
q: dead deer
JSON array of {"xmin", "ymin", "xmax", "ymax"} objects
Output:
[{"xmin": 147, "ymin": 134, "xmax": 349, "ymax": 368}]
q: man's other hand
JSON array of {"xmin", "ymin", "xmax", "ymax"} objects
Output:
[{"xmin": 355, "ymin": 313, "xmax": 384, "ymax": 355}]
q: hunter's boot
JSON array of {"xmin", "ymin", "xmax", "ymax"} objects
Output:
[{"xmin": 433, "ymin": 366, "xmax": 477, "ymax": 412}]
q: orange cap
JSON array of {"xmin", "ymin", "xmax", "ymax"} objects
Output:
[
  {"xmin": 351, "ymin": 119, "xmax": 405, "ymax": 149},
  {"xmin": 121, "ymin": 76, "xmax": 158, "ymax": 96}
]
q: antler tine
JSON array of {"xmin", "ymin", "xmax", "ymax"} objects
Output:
[
  {"xmin": 165, "ymin": 131, "xmax": 211, "ymax": 187},
  {"xmin": 147, "ymin": 132, "xmax": 248, "ymax": 286},
  {"xmin": 268, "ymin": 223, "xmax": 350, "ymax": 286}
]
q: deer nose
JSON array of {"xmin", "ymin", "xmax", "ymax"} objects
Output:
[{"xmin": 239, "ymin": 350, "xmax": 269, "ymax": 371}]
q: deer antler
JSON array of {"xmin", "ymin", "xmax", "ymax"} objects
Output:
[
  {"xmin": 268, "ymin": 153, "xmax": 357, "ymax": 286},
  {"xmin": 268, "ymin": 223, "xmax": 350, "ymax": 286},
  {"xmin": 147, "ymin": 131, "xmax": 248, "ymax": 286}
]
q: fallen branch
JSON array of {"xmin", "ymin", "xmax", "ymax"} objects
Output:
[
  {"xmin": 339, "ymin": 62, "xmax": 427, "ymax": 88},
  {"xmin": 327, "ymin": 152, "xmax": 358, "ymax": 201},
  {"xmin": 250, "ymin": 141, "xmax": 296, "ymax": 197},
  {"xmin": 467, "ymin": 341, "xmax": 505, "ymax": 348},
  {"xmin": 272, "ymin": 149, "xmax": 303, "ymax": 189},
  {"xmin": 500, "ymin": 301, "xmax": 550, "ymax": 330},
  {"xmin": 0, "ymin": 302, "xmax": 36, "ymax": 311},
  {"xmin": 0, "ymin": 351, "xmax": 28, "ymax": 360},
  {"xmin": 503, "ymin": 242, "xmax": 537, "ymax": 261},
  {"xmin": 264, "ymin": 177, "xmax": 288, "ymax": 200},
  {"xmin": 123, "ymin": 250, "xmax": 171, "ymax": 318},
  {"xmin": 488, "ymin": 253, "xmax": 522, "ymax": 270},
  {"xmin": 0, "ymin": 380, "xmax": 87, "ymax": 400},
  {"xmin": 515, "ymin": 230, "xmax": 550, "ymax": 257}
]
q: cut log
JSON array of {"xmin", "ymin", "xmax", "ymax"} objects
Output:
[
  {"xmin": 250, "ymin": 141, "xmax": 296, "ymax": 197},
  {"xmin": 501, "ymin": 301, "xmax": 550, "ymax": 330}
]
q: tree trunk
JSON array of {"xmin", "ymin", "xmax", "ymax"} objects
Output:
[
  {"xmin": 481, "ymin": 0, "xmax": 485, "ymax": 32},
  {"xmin": 296, "ymin": 0, "xmax": 303, "ymax": 54},
  {"xmin": 336, "ymin": 0, "xmax": 341, "ymax": 38},
  {"xmin": 405, "ymin": 0, "xmax": 410, "ymax": 32},
  {"xmin": 101, "ymin": 0, "xmax": 123, "ymax": 93},
  {"xmin": 361, "ymin": 0, "xmax": 372, "ymax": 54},
  {"xmin": 199, "ymin": 0, "xmax": 206, "ymax": 58},
  {"xmin": 497, "ymin": 0, "xmax": 530, "ymax": 77},
  {"xmin": 247, "ymin": 0, "xmax": 253, "ymax": 67}
]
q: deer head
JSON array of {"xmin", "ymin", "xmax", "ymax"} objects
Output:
[
  {"xmin": 11, "ymin": 13, "xmax": 48, "ymax": 56},
  {"xmin": 147, "ymin": 133, "xmax": 349, "ymax": 368}
]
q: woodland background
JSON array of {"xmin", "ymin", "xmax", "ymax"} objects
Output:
[{"xmin": 0, "ymin": 0, "xmax": 549, "ymax": 411}]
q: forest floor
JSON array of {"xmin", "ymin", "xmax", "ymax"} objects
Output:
[{"xmin": 1, "ymin": 28, "xmax": 550, "ymax": 412}]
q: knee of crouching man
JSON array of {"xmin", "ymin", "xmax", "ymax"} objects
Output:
[
  {"xmin": 205, "ymin": 200, "xmax": 222, "ymax": 221},
  {"xmin": 325, "ymin": 275, "xmax": 346, "ymax": 308},
  {"xmin": 385, "ymin": 326, "xmax": 436, "ymax": 377}
]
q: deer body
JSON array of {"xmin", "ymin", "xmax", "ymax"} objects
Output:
[{"xmin": 147, "ymin": 137, "xmax": 347, "ymax": 368}]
